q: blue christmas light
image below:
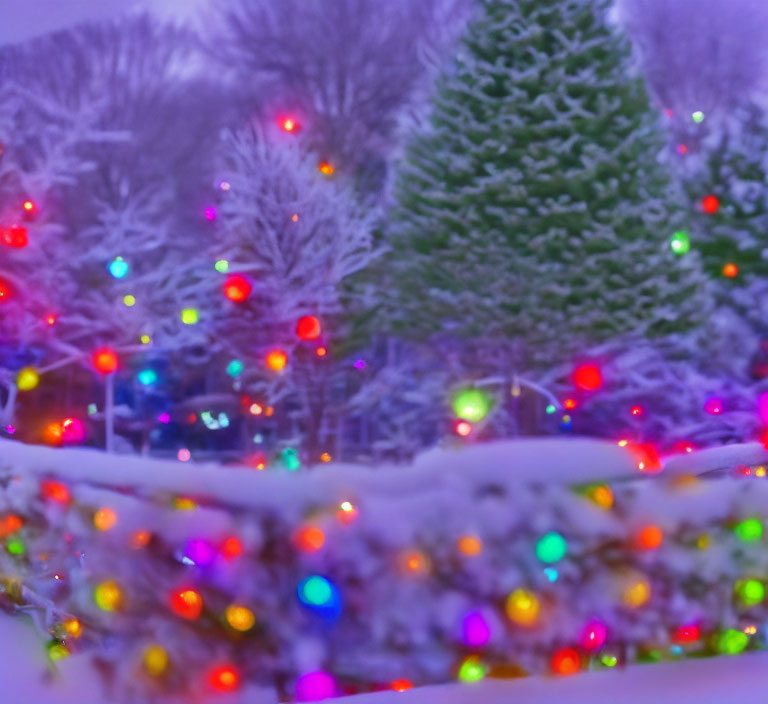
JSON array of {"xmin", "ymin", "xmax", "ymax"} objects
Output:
[
  {"xmin": 297, "ymin": 576, "xmax": 341, "ymax": 620},
  {"xmin": 108, "ymin": 257, "xmax": 129, "ymax": 279},
  {"xmin": 226, "ymin": 359, "xmax": 244, "ymax": 378},
  {"xmin": 137, "ymin": 369, "xmax": 158, "ymax": 386}
]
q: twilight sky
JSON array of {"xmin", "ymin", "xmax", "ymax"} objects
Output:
[{"xmin": 0, "ymin": 0, "xmax": 204, "ymax": 45}]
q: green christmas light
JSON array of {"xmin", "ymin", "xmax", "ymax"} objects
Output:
[
  {"xmin": 717, "ymin": 629, "xmax": 748, "ymax": 655},
  {"xmin": 545, "ymin": 404, "xmax": 556, "ymax": 414},
  {"xmin": 734, "ymin": 518, "xmax": 763, "ymax": 542},
  {"xmin": 47, "ymin": 641, "xmax": 70, "ymax": 661},
  {"xmin": 601, "ymin": 654, "xmax": 618, "ymax": 668},
  {"xmin": 226, "ymin": 359, "xmax": 244, "ymax": 378},
  {"xmin": 214, "ymin": 259, "xmax": 229, "ymax": 273},
  {"xmin": 691, "ymin": 110, "xmax": 705, "ymax": 123},
  {"xmin": 6, "ymin": 539, "xmax": 25, "ymax": 555},
  {"xmin": 670, "ymin": 230, "xmax": 690, "ymax": 255},
  {"xmin": 452, "ymin": 388, "xmax": 492, "ymax": 423},
  {"xmin": 299, "ymin": 576, "xmax": 332, "ymax": 606},
  {"xmin": 536, "ymin": 532, "xmax": 567, "ymax": 563},
  {"xmin": 458, "ymin": 656, "xmax": 488, "ymax": 683},
  {"xmin": 736, "ymin": 579, "xmax": 765, "ymax": 607},
  {"xmin": 282, "ymin": 448, "xmax": 301, "ymax": 471}
]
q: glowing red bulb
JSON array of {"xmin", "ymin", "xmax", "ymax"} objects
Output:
[
  {"xmin": 22, "ymin": 200, "xmax": 34, "ymax": 212},
  {"xmin": 563, "ymin": 398, "xmax": 578, "ymax": 410},
  {"xmin": 296, "ymin": 315, "xmax": 322, "ymax": 340},
  {"xmin": 631, "ymin": 405, "xmax": 643, "ymax": 416},
  {"xmin": 391, "ymin": 680, "xmax": 413, "ymax": 692},
  {"xmin": 704, "ymin": 397, "xmax": 723, "ymax": 415},
  {"xmin": 220, "ymin": 536, "xmax": 243, "ymax": 561},
  {"xmin": 573, "ymin": 363, "xmax": 602, "ymax": 392},
  {"xmin": 169, "ymin": 588, "xmax": 203, "ymax": 620},
  {"xmin": 0, "ymin": 278, "xmax": 12, "ymax": 302},
  {"xmin": 92, "ymin": 347, "xmax": 118, "ymax": 375},
  {"xmin": 1, "ymin": 225, "xmax": 28, "ymax": 248},
  {"xmin": 46, "ymin": 314, "xmax": 56, "ymax": 326},
  {"xmin": 551, "ymin": 648, "xmax": 581, "ymax": 676},
  {"xmin": 722, "ymin": 263, "xmax": 738, "ymax": 278},
  {"xmin": 316, "ymin": 346, "xmax": 328, "ymax": 357},
  {"xmin": 280, "ymin": 117, "xmax": 299, "ymax": 133},
  {"xmin": 701, "ymin": 195, "xmax": 720, "ymax": 215},
  {"xmin": 455, "ymin": 420, "xmax": 472, "ymax": 437},
  {"xmin": 673, "ymin": 624, "xmax": 700, "ymax": 644},
  {"xmin": 223, "ymin": 274, "xmax": 252, "ymax": 303},
  {"xmin": 207, "ymin": 664, "xmax": 240, "ymax": 692},
  {"xmin": 41, "ymin": 480, "xmax": 70, "ymax": 504}
]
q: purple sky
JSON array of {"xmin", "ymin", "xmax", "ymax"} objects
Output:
[{"xmin": 0, "ymin": 0, "xmax": 204, "ymax": 45}]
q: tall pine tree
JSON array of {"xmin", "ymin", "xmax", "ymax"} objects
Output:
[{"xmin": 382, "ymin": 0, "xmax": 710, "ymax": 375}]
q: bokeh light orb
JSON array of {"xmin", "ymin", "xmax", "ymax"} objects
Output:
[
  {"xmin": 573, "ymin": 363, "xmax": 602, "ymax": 391},
  {"xmin": 451, "ymin": 388, "xmax": 492, "ymax": 423},
  {"xmin": 92, "ymin": 347, "xmax": 118, "ymax": 375},
  {"xmin": 223, "ymin": 274, "xmax": 252, "ymax": 303},
  {"xmin": 16, "ymin": 367, "xmax": 39, "ymax": 392},
  {"xmin": 506, "ymin": 588, "xmax": 540, "ymax": 627},
  {"xmin": 108, "ymin": 257, "xmax": 129, "ymax": 279},
  {"xmin": 295, "ymin": 671, "xmax": 336, "ymax": 702},
  {"xmin": 296, "ymin": 315, "xmax": 322, "ymax": 340},
  {"xmin": 266, "ymin": 349, "xmax": 288, "ymax": 372},
  {"xmin": 535, "ymin": 532, "xmax": 567, "ymax": 563}
]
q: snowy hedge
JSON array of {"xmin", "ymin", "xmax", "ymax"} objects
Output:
[{"xmin": 2, "ymin": 438, "xmax": 768, "ymax": 702}]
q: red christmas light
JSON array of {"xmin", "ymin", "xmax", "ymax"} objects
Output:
[
  {"xmin": 0, "ymin": 278, "xmax": 12, "ymax": 302},
  {"xmin": 45, "ymin": 314, "xmax": 57, "ymax": 326},
  {"xmin": 22, "ymin": 200, "xmax": 34, "ymax": 213},
  {"xmin": 455, "ymin": 420, "xmax": 472, "ymax": 437},
  {"xmin": 551, "ymin": 648, "xmax": 581, "ymax": 676},
  {"xmin": 223, "ymin": 274, "xmax": 252, "ymax": 303},
  {"xmin": 92, "ymin": 348, "xmax": 118, "ymax": 375},
  {"xmin": 631, "ymin": 405, "xmax": 643, "ymax": 416},
  {"xmin": 279, "ymin": 117, "xmax": 299, "ymax": 133},
  {"xmin": 673, "ymin": 624, "xmax": 700, "ymax": 644},
  {"xmin": 220, "ymin": 536, "xmax": 243, "ymax": 561},
  {"xmin": 207, "ymin": 664, "xmax": 240, "ymax": 692},
  {"xmin": 722, "ymin": 263, "xmax": 738, "ymax": 278},
  {"xmin": 1, "ymin": 225, "xmax": 28, "ymax": 248},
  {"xmin": 563, "ymin": 398, "xmax": 578, "ymax": 410},
  {"xmin": 169, "ymin": 587, "xmax": 203, "ymax": 620},
  {"xmin": 701, "ymin": 195, "xmax": 720, "ymax": 215},
  {"xmin": 390, "ymin": 680, "xmax": 414, "ymax": 692},
  {"xmin": 41, "ymin": 480, "xmax": 70, "ymax": 504},
  {"xmin": 636, "ymin": 525, "xmax": 663, "ymax": 550},
  {"xmin": 296, "ymin": 315, "xmax": 322, "ymax": 340},
  {"xmin": 316, "ymin": 346, "xmax": 328, "ymax": 357},
  {"xmin": 573, "ymin": 363, "xmax": 602, "ymax": 391},
  {"xmin": 265, "ymin": 349, "xmax": 288, "ymax": 372}
]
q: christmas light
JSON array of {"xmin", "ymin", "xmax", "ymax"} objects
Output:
[
  {"xmin": 62, "ymin": 619, "xmax": 82, "ymax": 638},
  {"xmin": 266, "ymin": 349, "xmax": 288, "ymax": 371},
  {"xmin": 337, "ymin": 501, "xmax": 357, "ymax": 524},
  {"xmin": 672, "ymin": 624, "xmax": 700, "ymax": 644},
  {"xmin": 452, "ymin": 388, "xmax": 491, "ymax": 422},
  {"xmin": 704, "ymin": 397, "xmax": 723, "ymax": 415},
  {"xmin": 631, "ymin": 405, "xmax": 643, "ymax": 416},
  {"xmin": 455, "ymin": 420, "xmax": 472, "ymax": 437},
  {"xmin": 717, "ymin": 629, "xmax": 748, "ymax": 655},
  {"xmin": 293, "ymin": 525, "xmax": 326, "ymax": 552},
  {"xmin": 320, "ymin": 451, "xmax": 332, "ymax": 462},
  {"xmin": 564, "ymin": 398, "xmax": 577, "ymax": 410},
  {"xmin": 180, "ymin": 308, "xmax": 199, "ymax": 325},
  {"xmin": 280, "ymin": 117, "xmax": 299, "ymax": 133},
  {"xmin": 93, "ymin": 347, "xmax": 118, "ymax": 374},
  {"xmin": 43, "ymin": 422, "xmax": 64, "ymax": 446},
  {"xmin": 214, "ymin": 259, "xmax": 229, "ymax": 273},
  {"xmin": 225, "ymin": 604, "xmax": 256, "ymax": 632},
  {"xmin": 143, "ymin": 645, "xmax": 169, "ymax": 676},
  {"xmin": 292, "ymin": 213, "xmax": 300, "ymax": 222},
  {"xmin": 734, "ymin": 518, "xmax": 763, "ymax": 542},
  {"xmin": 46, "ymin": 314, "xmax": 56, "ymax": 326},
  {"xmin": 536, "ymin": 532, "xmax": 567, "ymax": 563},
  {"xmin": 0, "ymin": 278, "xmax": 13, "ymax": 302},
  {"xmin": 670, "ymin": 230, "xmax": 690, "ymax": 255},
  {"xmin": 701, "ymin": 195, "xmax": 720, "ymax": 214},
  {"xmin": 318, "ymin": 161, "xmax": 335, "ymax": 175},
  {"xmin": 722, "ymin": 263, "xmax": 738, "ymax": 278},
  {"xmin": 16, "ymin": 367, "xmax": 39, "ymax": 392},
  {"xmin": 735, "ymin": 579, "xmax": 765, "ymax": 607},
  {"xmin": 589, "ymin": 485, "xmax": 614, "ymax": 509},
  {"xmin": 0, "ymin": 514, "xmax": 23, "ymax": 539},
  {"xmin": 131, "ymin": 530, "xmax": 151, "ymax": 549},
  {"xmin": 6, "ymin": 539, "xmax": 25, "ymax": 555},
  {"xmin": 169, "ymin": 588, "xmax": 203, "ymax": 620},
  {"xmin": 61, "ymin": 418, "xmax": 86, "ymax": 445},
  {"xmin": 137, "ymin": 369, "xmax": 158, "ymax": 386},
  {"xmin": 296, "ymin": 671, "xmax": 336, "ymax": 701},
  {"xmin": 461, "ymin": 610, "xmax": 491, "ymax": 647},
  {"xmin": 677, "ymin": 144, "xmax": 688, "ymax": 155},
  {"xmin": 140, "ymin": 334, "xmax": 151, "ymax": 344},
  {"xmin": 218, "ymin": 180, "xmax": 231, "ymax": 191},
  {"xmin": 282, "ymin": 447, "xmax": 301, "ymax": 470},
  {"xmin": 22, "ymin": 200, "xmax": 35, "ymax": 213},
  {"xmin": 402, "ymin": 550, "xmax": 430, "ymax": 574},
  {"xmin": 579, "ymin": 619, "xmax": 608, "ymax": 651},
  {"xmin": 457, "ymin": 656, "xmax": 487, "ymax": 683},
  {"xmin": 622, "ymin": 575, "xmax": 651, "ymax": 608},
  {"xmin": 297, "ymin": 576, "xmax": 341, "ymax": 618},
  {"xmin": 226, "ymin": 359, "xmax": 244, "ymax": 378},
  {"xmin": 123, "ymin": 294, "xmax": 136, "ymax": 307},
  {"xmin": 1, "ymin": 225, "xmax": 28, "ymax": 248},
  {"xmin": 573, "ymin": 363, "xmax": 602, "ymax": 391},
  {"xmin": 691, "ymin": 110, "xmax": 705, "ymax": 123},
  {"xmin": 183, "ymin": 539, "xmax": 217, "ymax": 567},
  {"xmin": 551, "ymin": 648, "xmax": 580, "ymax": 676},
  {"xmin": 220, "ymin": 537, "xmax": 243, "ymax": 560},
  {"xmin": 93, "ymin": 508, "xmax": 117, "ymax": 531},
  {"xmin": 94, "ymin": 580, "xmax": 123, "ymax": 611},
  {"xmin": 316, "ymin": 346, "xmax": 328, "ymax": 357},
  {"xmin": 108, "ymin": 257, "xmax": 129, "ymax": 279},
  {"xmin": 636, "ymin": 525, "xmax": 663, "ymax": 550},
  {"xmin": 204, "ymin": 207, "xmax": 217, "ymax": 221},
  {"xmin": 296, "ymin": 315, "xmax": 322, "ymax": 340},
  {"xmin": 223, "ymin": 274, "xmax": 252, "ymax": 302},
  {"xmin": 457, "ymin": 535, "xmax": 483, "ymax": 556},
  {"xmin": 506, "ymin": 588, "xmax": 540, "ymax": 626},
  {"xmin": 207, "ymin": 664, "xmax": 240, "ymax": 692},
  {"xmin": 390, "ymin": 680, "xmax": 414, "ymax": 692},
  {"xmin": 546, "ymin": 404, "xmax": 556, "ymax": 414}
]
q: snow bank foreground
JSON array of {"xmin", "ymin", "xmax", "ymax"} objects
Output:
[{"xmin": 1, "ymin": 437, "xmax": 768, "ymax": 703}]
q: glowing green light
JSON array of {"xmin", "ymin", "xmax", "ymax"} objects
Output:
[
  {"xmin": 299, "ymin": 576, "xmax": 332, "ymax": 606},
  {"xmin": 670, "ymin": 230, "xmax": 690, "ymax": 255},
  {"xmin": 718, "ymin": 629, "xmax": 748, "ymax": 655},
  {"xmin": 545, "ymin": 404, "xmax": 556, "ymax": 414},
  {"xmin": 737, "ymin": 579, "xmax": 765, "ymax": 606},
  {"xmin": 226, "ymin": 359, "xmax": 244, "ymax": 378},
  {"xmin": 536, "ymin": 532, "xmax": 567, "ymax": 563},
  {"xmin": 692, "ymin": 110, "xmax": 705, "ymax": 123},
  {"xmin": 123, "ymin": 294, "xmax": 136, "ymax": 307},
  {"xmin": 6, "ymin": 539, "xmax": 25, "ymax": 555},
  {"xmin": 282, "ymin": 448, "xmax": 301, "ymax": 471},
  {"xmin": 181, "ymin": 308, "xmax": 199, "ymax": 325},
  {"xmin": 735, "ymin": 518, "xmax": 763, "ymax": 542},
  {"xmin": 87, "ymin": 403, "xmax": 98, "ymax": 415},
  {"xmin": 458, "ymin": 656, "xmax": 488, "ymax": 683},
  {"xmin": 452, "ymin": 388, "xmax": 492, "ymax": 423},
  {"xmin": 47, "ymin": 641, "xmax": 70, "ymax": 661},
  {"xmin": 137, "ymin": 369, "xmax": 158, "ymax": 386},
  {"xmin": 601, "ymin": 654, "xmax": 618, "ymax": 668},
  {"xmin": 214, "ymin": 259, "xmax": 229, "ymax": 273}
]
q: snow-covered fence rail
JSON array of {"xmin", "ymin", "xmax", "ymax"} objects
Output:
[{"xmin": 1, "ymin": 438, "xmax": 768, "ymax": 703}]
